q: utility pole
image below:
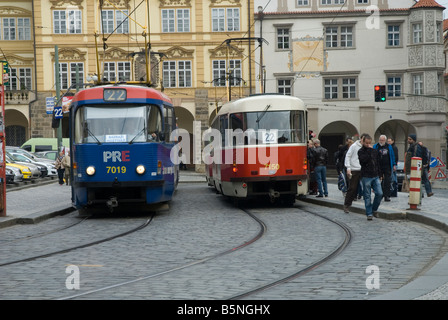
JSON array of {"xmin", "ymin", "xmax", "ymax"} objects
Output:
[
  {"xmin": 55, "ymin": 45, "xmax": 62, "ymax": 152},
  {"xmin": 0, "ymin": 62, "xmax": 7, "ymax": 216}
]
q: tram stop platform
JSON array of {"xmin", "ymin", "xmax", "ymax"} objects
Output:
[{"xmin": 1, "ymin": 170, "xmax": 448, "ymax": 300}]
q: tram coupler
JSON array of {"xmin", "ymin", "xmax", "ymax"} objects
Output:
[
  {"xmin": 106, "ymin": 196, "xmax": 119, "ymax": 212},
  {"xmin": 269, "ymin": 188, "xmax": 280, "ymax": 203}
]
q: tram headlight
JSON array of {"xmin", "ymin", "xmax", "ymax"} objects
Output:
[
  {"xmin": 136, "ymin": 165, "xmax": 146, "ymax": 175},
  {"xmin": 86, "ymin": 166, "xmax": 96, "ymax": 176}
]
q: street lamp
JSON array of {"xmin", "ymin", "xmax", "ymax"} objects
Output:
[{"xmin": 258, "ymin": 6, "xmax": 264, "ymax": 94}]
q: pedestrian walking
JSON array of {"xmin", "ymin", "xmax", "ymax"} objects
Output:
[
  {"xmin": 307, "ymin": 139, "xmax": 318, "ymax": 195},
  {"xmin": 343, "ymin": 134, "xmax": 365, "ymax": 213},
  {"xmin": 54, "ymin": 151, "xmax": 65, "ymax": 186},
  {"xmin": 373, "ymin": 135, "xmax": 396, "ymax": 202},
  {"xmin": 358, "ymin": 134, "xmax": 383, "ymax": 220},
  {"xmin": 388, "ymin": 137, "xmax": 399, "ymax": 197},
  {"xmin": 405, "ymin": 134, "xmax": 422, "ymax": 176},
  {"xmin": 418, "ymin": 141, "xmax": 434, "ymax": 198},
  {"xmin": 311, "ymin": 139, "xmax": 328, "ymax": 197},
  {"xmin": 62, "ymin": 151, "xmax": 71, "ymax": 186}
]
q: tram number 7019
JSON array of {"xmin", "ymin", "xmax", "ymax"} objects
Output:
[{"xmin": 106, "ymin": 166, "xmax": 127, "ymax": 174}]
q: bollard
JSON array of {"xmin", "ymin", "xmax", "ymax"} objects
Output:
[{"xmin": 408, "ymin": 157, "xmax": 422, "ymax": 210}]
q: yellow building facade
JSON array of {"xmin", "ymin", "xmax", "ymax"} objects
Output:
[{"xmin": 1, "ymin": 0, "xmax": 255, "ymax": 146}]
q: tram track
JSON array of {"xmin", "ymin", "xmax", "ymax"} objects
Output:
[
  {"xmin": 58, "ymin": 209, "xmax": 267, "ymax": 300},
  {"xmin": 59, "ymin": 204, "xmax": 352, "ymax": 300},
  {"xmin": 0, "ymin": 214, "xmax": 154, "ymax": 268},
  {"xmin": 227, "ymin": 208, "xmax": 353, "ymax": 300},
  {"xmin": 0, "ymin": 214, "xmax": 89, "ymax": 245}
]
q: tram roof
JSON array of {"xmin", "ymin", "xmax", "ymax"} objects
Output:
[
  {"xmin": 217, "ymin": 94, "xmax": 305, "ymax": 117},
  {"xmin": 70, "ymin": 84, "xmax": 172, "ymax": 107}
]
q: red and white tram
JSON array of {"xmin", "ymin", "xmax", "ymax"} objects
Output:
[{"xmin": 206, "ymin": 94, "xmax": 308, "ymax": 205}]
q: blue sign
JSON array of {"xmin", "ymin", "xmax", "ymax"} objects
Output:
[
  {"xmin": 54, "ymin": 106, "xmax": 63, "ymax": 119},
  {"xmin": 430, "ymin": 157, "xmax": 437, "ymax": 168},
  {"xmin": 46, "ymin": 97, "xmax": 55, "ymax": 114}
]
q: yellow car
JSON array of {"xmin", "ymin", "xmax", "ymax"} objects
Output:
[{"xmin": 5, "ymin": 161, "xmax": 32, "ymax": 180}]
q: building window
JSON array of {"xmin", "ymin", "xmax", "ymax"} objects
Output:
[
  {"xmin": 212, "ymin": 59, "xmax": 241, "ymax": 87},
  {"xmin": 324, "ymin": 25, "xmax": 354, "ymax": 48},
  {"xmin": 278, "ymin": 79, "xmax": 292, "ymax": 95},
  {"xmin": 321, "ymin": 0, "xmax": 345, "ymax": 4},
  {"xmin": 387, "ymin": 76, "xmax": 402, "ymax": 97},
  {"xmin": 162, "ymin": 60, "xmax": 192, "ymax": 88},
  {"xmin": 53, "ymin": 10, "xmax": 82, "ymax": 34},
  {"xmin": 412, "ymin": 23, "xmax": 422, "ymax": 44},
  {"xmin": 297, "ymin": 0, "xmax": 309, "ymax": 5},
  {"xmin": 277, "ymin": 28, "xmax": 290, "ymax": 50},
  {"xmin": 324, "ymin": 79, "xmax": 338, "ymax": 99},
  {"xmin": 412, "ymin": 74, "xmax": 423, "ymax": 95},
  {"xmin": 212, "ymin": 8, "xmax": 240, "ymax": 32},
  {"xmin": 229, "ymin": 59, "xmax": 242, "ymax": 86},
  {"xmin": 387, "ymin": 25, "xmax": 400, "ymax": 47},
  {"xmin": 6, "ymin": 67, "xmax": 32, "ymax": 90},
  {"xmin": 324, "ymin": 76, "xmax": 358, "ymax": 100},
  {"xmin": 178, "ymin": 61, "xmax": 192, "ymax": 87},
  {"xmin": 2, "ymin": 18, "xmax": 16, "ymax": 40},
  {"xmin": 103, "ymin": 61, "xmax": 130, "ymax": 82},
  {"xmin": 357, "ymin": 0, "xmax": 369, "ymax": 3},
  {"xmin": 58, "ymin": 62, "xmax": 84, "ymax": 89},
  {"xmin": 342, "ymin": 78, "xmax": 356, "ymax": 99},
  {"xmin": 212, "ymin": 60, "xmax": 226, "ymax": 86},
  {"xmin": 340, "ymin": 26, "xmax": 353, "ymax": 47},
  {"xmin": 161, "ymin": 9, "xmax": 190, "ymax": 33}
]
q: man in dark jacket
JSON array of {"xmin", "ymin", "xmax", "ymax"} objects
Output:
[
  {"xmin": 373, "ymin": 135, "xmax": 396, "ymax": 202},
  {"xmin": 358, "ymin": 134, "xmax": 383, "ymax": 220},
  {"xmin": 311, "ymin": 139, "xmax": 328, "ymax": 197}
]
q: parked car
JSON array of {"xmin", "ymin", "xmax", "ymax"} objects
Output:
[
  {"xmin": 6, "ymin": 154, "xmax": 41, "ymax": 179},
  {"xmin": 6, "ymin": 165, "xmax": 24, "ymax": 182},
  {"xmin": 7, "ymin": 152, "xmax": 50, "ymax": 178},
  {"xmin": 5, "ymin": 168, "xmax": 15, "ymax": 184},
  {"xmin": 9, "ymin": 152, "xmax": 58, "ymax": 177},
  {"xmin": 396, "ymin": 161, "xmax": 405, "ymax": 192},
  {"xmin": 34, "ymin": 150, "xmax": 58, "ymax": 161},
  {"xmin": 6, "ymin": 146, "xmax": 55, "ymax": 165},
  {"xmin": 5, "ymin": 161, "xmax": 32, "ymax": 180}
]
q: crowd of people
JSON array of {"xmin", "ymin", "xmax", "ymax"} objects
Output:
[{"xmin": 307, "ymin": 133, "xmax": 433, "ymax": 221}]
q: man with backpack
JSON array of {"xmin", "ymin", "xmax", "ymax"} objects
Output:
[{"xmin": 418, "ymin": 141, "xmax": 434, "ymax": 198}]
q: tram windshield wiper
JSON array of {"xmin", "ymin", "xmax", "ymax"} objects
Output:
[
  {"xmin": 129, "ymin": 127, "xmax": 145, "ymax": 144},
  {"xmin": 256, "ymin": 104, "xmax": 271, "ymax": 125},
  {"xmin": 85, "ymin": 124, "xmax": 102, "ymax": 145}
]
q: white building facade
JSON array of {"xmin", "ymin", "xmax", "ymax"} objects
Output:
[{"xmin": 255, "ymin": 0, "xmax": 447, "ymax": 168}]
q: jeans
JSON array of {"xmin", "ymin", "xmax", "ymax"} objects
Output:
[
  {"xmin": 361, "ymin": 176, "xmax": 383, "ymax": 216},
  {"xmin": 421, "ymin": 167, "xmax": 432, "ymax": 195},
  {"xmin": 314, "ymin": 165, "xmax": 328, "ymax": 196}
]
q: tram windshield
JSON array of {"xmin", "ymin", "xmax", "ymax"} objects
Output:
[
  {"xmin": 74, "ymin": 105, "xmax": 162, "ymax": 144},
  {"xmin": 229, "ymin": 110, "xmax": 306, "ymax": 145}
]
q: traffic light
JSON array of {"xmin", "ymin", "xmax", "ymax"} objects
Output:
[{"xmin": 374, "ymin": 85, "xmax": 386, "ymax": 102}]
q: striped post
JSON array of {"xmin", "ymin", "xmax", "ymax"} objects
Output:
[{"xmin": 408, "ymin": 157, "xmax": 422, "ymax": 210}]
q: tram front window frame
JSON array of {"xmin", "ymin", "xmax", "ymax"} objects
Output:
[
  {"xmin": 229, "ymin": 110, "xmax": 306, "ymax": 145},
  {"xmin": 74, "ymin": 104, "xmax": 162, "ymax": 144}
]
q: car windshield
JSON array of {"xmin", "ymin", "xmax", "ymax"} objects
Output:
[
  {"xmin": 397, "ymin": 161, "xmax": 404, "ymax": 170},
  {"xmin": 74, "ymin": 105, "xmax": 162, "ymax": 144}
]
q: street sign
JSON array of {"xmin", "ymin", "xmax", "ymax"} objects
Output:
[
  {"xmin": 435, "ymin": 157, "xmax": 446, "ymax": 168},
  {"xmin": 54, "ymin": 106, "xmax": 63, "ymax": 119},
  {"xmin": 430, "ymin": 157, "xmax": 437, "ymax": 168},
  {"xmin": 434, "ymin": 168, "xmax": 447, "ymax": 180},
  {"xmin": 46, "ymin": 97, "xmax": 55, "ymax": 114}
]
